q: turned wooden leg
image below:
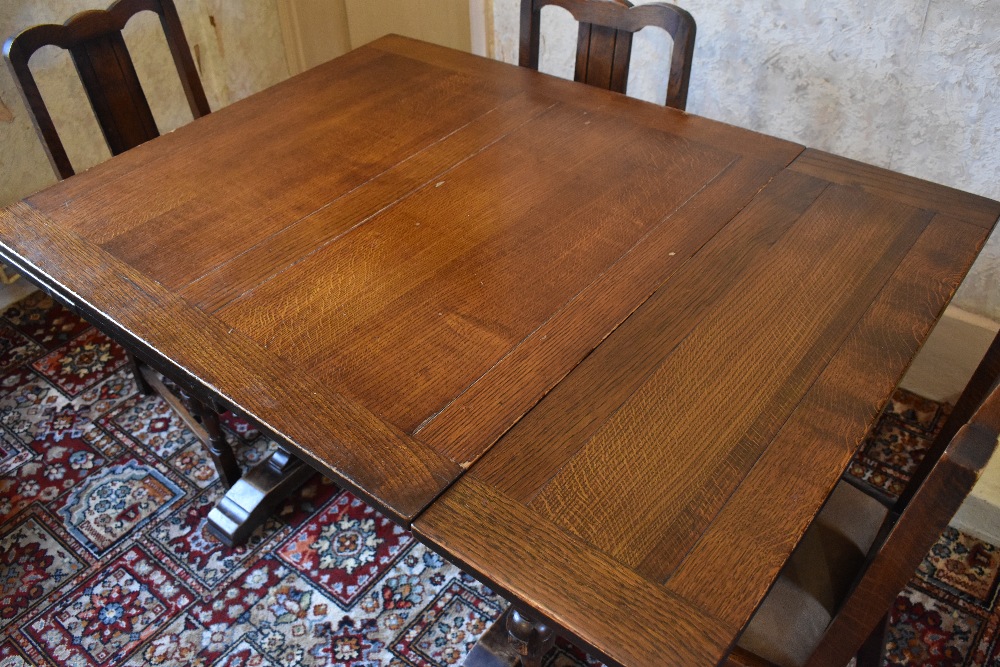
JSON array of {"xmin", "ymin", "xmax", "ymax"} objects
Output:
[
  {"xmin": 206, "ymin": 446, "xmax": 312, "ymax": 546},
  {"xmin": 137, "ymin": 366, "xmax": 242, "ymax": 489},
  {"xmin": 462, "ymin": 606, "xmax": 556, "ymax": 667},
  {"xmin": 189, "ymin": 397, "xmax": 241, "ymax": 488},
  {"xmin": 463, "ymin": 608, "xmax": 521, "ymax": 666},
  {"xmin": 507, "ymin": 607, "xmax": 555, "ymax": 667},
  {"xmin": 127, "ymin": 351, "xmax": 152, "ymax": 395}
]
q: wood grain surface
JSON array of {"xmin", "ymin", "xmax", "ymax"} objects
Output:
[
  {"xmin": 3, "ymin": 35, "xmax": 800, "ymax": 522},
  {"xmin": 789, "ymin": 149, "xmax": 1000, "ymax": 229},
  {"xmin": 0, "ymin": 201, "xmax": 459, "ymax": 525},
  {"xmin": 414, "ymin": 149, "xmax": 998, "ymax": 664},
  {"xmin": 214, "ymin": 99, "xmax": 740, "ymax": 434},
  {"xmin": 415, "ymin": 475, "xmax": 735, "ymax": 666},
  {"xmin": 3, "ymin": 34, "xmax": 997, "ymax": 665}
]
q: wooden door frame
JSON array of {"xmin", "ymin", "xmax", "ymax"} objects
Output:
[{"xmin": 277, "ymin": 0, "xmax": 491, "ymax": 76}]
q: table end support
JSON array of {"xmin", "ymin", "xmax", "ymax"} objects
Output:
[{"xmin": 206, "ymin": 447, "xmax": 312, "ymax": 546}]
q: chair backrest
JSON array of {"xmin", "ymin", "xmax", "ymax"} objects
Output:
[
  {"xmin": 804, "ymin": 364, "xmax": 1000, "ymax": 667},
  {"xmin": 894, "ymin": 326, "xmax": 1000, "ymax": 512},
  {"xmin": 3, "ymin": 0, "xmax": 210, "ymax": 180},
  {"xmin": 519, "ymin": 0, "xmax": 695, "ymax": 110},
  {"xmin": 731, "ymin": 328, "xmax": 1000, "ymax": 667}
]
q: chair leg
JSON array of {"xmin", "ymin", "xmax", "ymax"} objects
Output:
[
  {"xmin": 507, "ymin": 607, "xmax": 556, "ymax": 667},
  {"xmin": 855, "ymin": 612, "xmax": 888, "ymax": 667}
]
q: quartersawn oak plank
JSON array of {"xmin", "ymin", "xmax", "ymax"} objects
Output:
[
  {"xmin": 417, "ymin": 155, "xmax": 790, "ymax": 465},
  {"xmin": 529, "ymin": 184, "xmax": 931, "ymax": 572},
  {"xmin": 0, "ymin": 201, "xmax": 460, "ymax": 526},
  {"xmin": 474, "ymin": 174, "xmax": 930, "ymax": 582},
  {"xmin": 180, "ymin": 93, "xmax": 558, "ymax": 312},
  {"xmin": 28, "ymin": 46, "xmax": 403, "ymax": 239},
  {"xmin": 214, "ymin": 99, "xmax": 743, "ymax": 435},
  {"xmin": 370, "ymin": 35, "xmax": 803, "ymax": 168},
  {"xmin": 790, "ymin": 149, "xmax": 1000, "ymax": 229},
  {"xmin": 30, "ymin": 47, "xmax": 525, "ymax": 292},
  {"xmin": 412, "ymin": 476, "xmax": 736, "ymax": 667},
  {"xmin": 471, "ymin": 168, "xmax": 831, "ymax": 501},
  {"xmin": 665, "ymin": 214, "xmax": 990, "ymax": 629},
  {"xmin": 100, "ymin": 56, "xmax": 489, "ymax": 288}
]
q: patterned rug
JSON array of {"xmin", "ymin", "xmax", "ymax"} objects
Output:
[{"xmin": 0, "ymin": 291, "xmax": 998, "ymax": 666}]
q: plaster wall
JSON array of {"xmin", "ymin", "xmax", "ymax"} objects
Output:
[
  {"xmin": 491, "ymin": 0, "xmax": 1000, "ymax": 321},
  {"xmin": 0, "ymin": 0, "xmax": 289, "ymax": 206}
]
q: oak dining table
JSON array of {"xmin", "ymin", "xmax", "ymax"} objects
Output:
[{"xmin": 1, "ymin": 34, "xmax": 997, "ymax": 666}]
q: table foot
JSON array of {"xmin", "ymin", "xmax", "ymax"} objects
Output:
[{"xmin": 206, "ymin": 447, "xmax": 312, "ymax": 547}]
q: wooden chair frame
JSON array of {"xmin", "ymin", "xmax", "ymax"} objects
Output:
[
  {"xmin": 3, "ymin": 0, "xmax": 239, "ymax": 490},
  {"xmin": 519, "ymin": 0, "xmax": 696, "ymax": 109},
  {"xmin": 3, "ymin": 0, "xmax": 210, "ymax": 179},
  {"xmin": 730, "ymin": 328, "xmax": 1000, "ymax": 667}
]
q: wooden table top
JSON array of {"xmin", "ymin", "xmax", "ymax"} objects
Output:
[
  {"xmin": 413, "ymin": 144, "xmax": 998, "ymax": 663},
  {"xmin": 2, "ymin": 35, "xmax": 997, "ymax": 665}
]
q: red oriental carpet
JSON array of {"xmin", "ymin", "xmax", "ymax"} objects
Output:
[{"xmin": 0, "ymin": 291, "xmax": 998, "ymax": 666}]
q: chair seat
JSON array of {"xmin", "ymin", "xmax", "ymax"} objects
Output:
[{"xmin": 737, "ymin": 481, "xmax": 890, "ymax": 667}]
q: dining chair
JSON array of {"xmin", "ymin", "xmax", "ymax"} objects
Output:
[
  {"xmin": 519, "ymin": 0, "xmax": 696, "ymax": 110},
  {"xmin": 4, "ymin": 0, "xmax": 241, "ymax": 488},
  {"xmin": 726, "ymin": 329, "xmax": 1000, "ymax": 667}
]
